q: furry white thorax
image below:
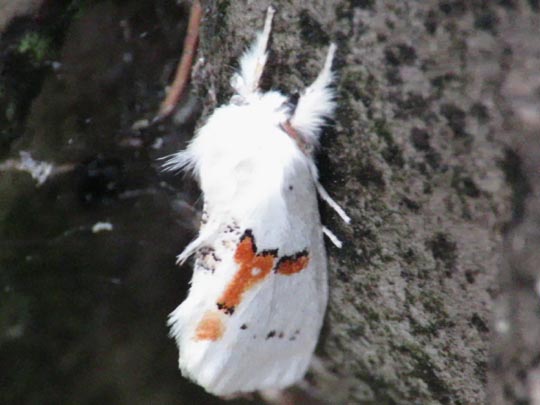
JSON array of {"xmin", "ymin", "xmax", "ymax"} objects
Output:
[{"xmin": 168, "ymin": 91, "xmax": 310, "ymax": 229}]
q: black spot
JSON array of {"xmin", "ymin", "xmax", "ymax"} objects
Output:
[
  {"xmin": 289, "ymin": 185, "xmax": 294, "ymax": 190},
  {"xmin": 240, "ymin": 324, "xmax": 247, "ymax": 330},
  {"xmin": 199, "ymin": 246, "xmax": 220, "ymax": 261},
  {"xmin": 197, "ymin": 247, "xmax": 221, "ymax": 272},
  {"xmin": 239, "ymin": 229, "xmax": 278, "ymax": 257},
  {"xmin": 262, "ymin": 249, "xmax": 278, "ymax": 257},
  {"xmin": 240, "ymin": 229, "xmax": 255, "ymax": 246},
  {"xmin": 289, "ymin": 329, "xmax": 301, "ymax": 341},
  {"xmin": 266, "ymin": 331, "xmax": 276, "ymax": 339},
  {"xmin": 278, "ymin": 332, "xmax": 284, "ymax": 338},
  {"xmin": 217, "ymin": 302, "xmax": 234, "ymax": 315}
]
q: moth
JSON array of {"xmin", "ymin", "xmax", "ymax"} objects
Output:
[{"xmin": 165, "ymin": 7, "xmax": 350, "ymax": 396}]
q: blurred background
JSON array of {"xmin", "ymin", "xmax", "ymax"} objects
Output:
[{"xmin": 0, "ymin": 0, "xmax": 252, "ymax": 403}]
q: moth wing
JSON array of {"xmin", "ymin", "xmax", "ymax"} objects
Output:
[{"xmin": 169, "ymin": 159, "xmax": 327, "ymax": 396}]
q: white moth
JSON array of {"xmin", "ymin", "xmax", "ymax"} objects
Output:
[{"xmin": 165, "ymin": 6, "xmax": 350, "ymax": 397}]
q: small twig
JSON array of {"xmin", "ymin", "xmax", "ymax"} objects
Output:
[
  {"xmin": 156, "ymin": 0, "xmax": 203, "ymax": 122},
  {"xmin": 0, "ymin": 151, "xmax": 75, "ymax": 186}
]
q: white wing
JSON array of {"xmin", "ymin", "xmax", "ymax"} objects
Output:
[
  {"xmin": 168, "ymin": 155, "xmax": 327, "ymax": 396},
  {"xmin": 166, "ymin": 7, "xmax": 345, "ymax": 396}
]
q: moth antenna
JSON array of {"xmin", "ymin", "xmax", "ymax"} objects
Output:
[
  {"xmin": 230, "ymin": 6, "xmax": 275, "ymax": 98},
  {"xmin": 290, "ymin": 43, "xmax": 337, "ymax": 147}
]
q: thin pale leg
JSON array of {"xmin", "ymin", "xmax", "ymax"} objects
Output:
[
  {"xmin": 176, "ymin": 220, "xmax": 220, "ymax": 265},
  {"xmin": 231, "ymin": 7, "xmax": 275, "ymax": 97},
  {"xmin": 322, "ymin": 226, "xmax": 343, "ymax": 249},
  {"xmin": 316, "ymin": 182, "xmax": 351, "ymax": 224}
]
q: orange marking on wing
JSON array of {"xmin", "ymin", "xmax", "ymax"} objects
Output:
[
  {"xmin": 276, "ymin": 253, "xmax": 310, "ymax": 275},
  {"xmin": 217, "ymin": 232, "xmax": 277, "ymax": 314},
  {"xmin": 194, "ymin": 311, "xmax": 225, "ymax": 341}
]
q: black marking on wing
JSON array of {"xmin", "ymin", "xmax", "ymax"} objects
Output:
[
  {"xmin": 216, "ymin": 302, "xmax": 234, "ymax": 315},
  {"xmin": 274, "ymin": 249, "xmax": 309, "ymax": 272},
  {"xmin": 239, "ymin": 229, "xmax": 279, "ymax": 257},
  {"xmin": 197, "ymin": 246, "xmax": 221, "ymax": 272}
]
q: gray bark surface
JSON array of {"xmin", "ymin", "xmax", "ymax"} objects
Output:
[{"xmin": 200, "ymin": 1, "xmax": 507, "ymax": 403}]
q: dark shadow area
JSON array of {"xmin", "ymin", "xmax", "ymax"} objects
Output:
[{"xmin": 0, "ymin": 1, "xmax": 250, "ymax": 404}]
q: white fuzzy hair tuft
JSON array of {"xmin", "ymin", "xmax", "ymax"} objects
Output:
[{"xmin": 290, "ymin": 43, "xmax": 337, "ymax": 147}]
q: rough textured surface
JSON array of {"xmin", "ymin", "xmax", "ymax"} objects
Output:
[
  {"xmin": 488, "ymin": 5, "xmax": 540, "ymax": 404},
  {"xmin": 198, "ymin": 1, "xmax": 511, "ymax": 403},
  {"xmin": 2, "ymin": 0, "xmax": 540, "ymax": 404}
]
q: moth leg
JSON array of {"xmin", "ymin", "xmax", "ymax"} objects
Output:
[
  {"xmin": 176, "ymin": 221, "xmax": 220, "ymax": 265},
  {"xmin": 230, "ymin": 6, "xmax": 275, "ymax": 98},
  {"xmin": 289, "ymin": 43, "xmax": 337, "ymax": 144},
  {"xmin": 322, "ymin": 226, "xmax": 343, "ymax": 248},
  {"xmin": 316, "ymin": 181, "xmax": 351, "ymax": 224}
]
